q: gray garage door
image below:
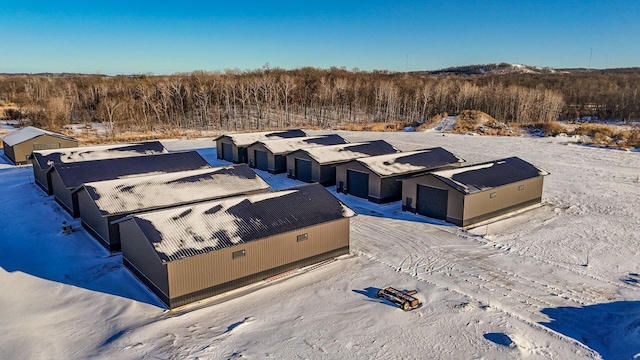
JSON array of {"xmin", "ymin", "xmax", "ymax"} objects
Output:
[
  {"xmin": 274, "ymin": 155, "xmax": 286, "ymax": 173},
  {"xmin": 417, "ymin": 185, "xmax": 448, "ymax": 220},
  {"xmin": 295, "ymin": 158, "xmax": 313, "ymax": 183},
  {"xmin": 222, "ymin": 143, "xmax": 233, "ymax": 162},
  {"xmin": 347, "ymin": 170, "xmax": 369, "ymax": 199},
  {"xmin": 255, "ymin": 150, "xmax": 268, "ymax": 170}
]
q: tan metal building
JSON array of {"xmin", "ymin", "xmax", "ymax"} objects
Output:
[
  {"xmin": 285, "ymin": 140, "xmax": 399, "ymax": 186},
  {"xmin": 49, "ymin": 151, "xmax": 211, "ymax": 217},
  {"xmin": 246, "ymin": 134, "xmax": 347, "ymax": 173},
  {"xmin": 1, "ymin": 126, "xmax": 78, "ymax": 165},
  {"xmin": 30, "ymin": 141, "xmax": 167, "ymax": 194},
  {"xmin": 214, "ymin": 129, "xmax": 306, "ymax": 163},
  {"xmin": 117, "ymin": 183, "xmax": 355, "ymax": 308},
  {"xmin": 401, "ymin": 157, "xmax": 548, "ymax": 227},
  {"xmin": 335, "ymin": 148, "xmax": 464, "ymax": 203},
  {"xmin": 75, "ymin": 165, "xmax": 270, "ymax": 252}
]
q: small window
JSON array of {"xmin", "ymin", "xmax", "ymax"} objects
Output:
[
  {"xmin": 406, "ymin": 197, "xmax": 412, "ymax": 207},
  {"xmin": 518, "ymin": 185, "xmax": 525, "ymax": 191},
  {"xmin": 232, "ymin": 250, "xmax": 246, "ymax": 259},
  {"xmin": 297, "ymin": 233, "xmax": 308, "ymax": 242},
  {"xmin": 490, "ymin": 192, "xmax": 497, "ymax": 199}
]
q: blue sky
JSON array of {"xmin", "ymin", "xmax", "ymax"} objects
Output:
[{"xmin": 1, "ymin": 1, "xmax": 638, "ymax": 75}]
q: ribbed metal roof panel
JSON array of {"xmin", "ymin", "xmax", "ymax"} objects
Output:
[
  {"xmin": 355, "ymin": 147, "xmax": 465, "ymax": 177},
  {"xmin": 1, "ymin": 126, "xmax": 77, "ymax": 146},
  {"xmin": 53, "ymin": 151, "xmax": 211, "ymax": 189},
  {"xmin": 431, "ymin": 157, "xmax": 549, "ymax": 194},
  {"xmin": 128, "ymin": 183, "xmax": 356, "ymax": 263},
  {"xmin": 32, "ymin": 141, "xmax": 167, "ymax": 169},
  {"xmin": 83, "ymin": 164, "xmax": 270, "ymax": 216},
  {"xmin": 292, "ymin": 140, "xmax": 399, "ymax": 165}
]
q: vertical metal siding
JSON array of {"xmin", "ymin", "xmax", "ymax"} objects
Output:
[
  {"xmin": 167, "ymin": 218, "xmax": 350, "ymax": 299},
  {"xmin": 463, "ymin": 177, "xmax": 544, "ymax": 224},
  {"xmin": 120, "ymin": 220, "xmax": 170, "ymax": 298},
  {"xmin": 33, "ymin": 163, "xmax": 49, "ymax": 193},
  {"xmin": 51, "ymin": 171, "xmax": 74, "ymax": 214},
  {"xmin": 14, "ymin": 135, "xmax": 78, "ymax": 165},
  {"xmin": 77, "ymin": 189, "xmax": 111, "ymax": 247}
]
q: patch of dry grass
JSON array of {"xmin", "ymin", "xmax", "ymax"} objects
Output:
[
  {"xmin": 416, "ymin": 113, "xmax": 448, "ymax": 131},
  {"xmin": 528, "ymin": 121, "xmax": 569, "ymax": 136},
  {"xmin": 450, "ymin": 110, "xmax": 517, "ymax": 136},
  {"xmin": 337, "ymin": 122, "xmax": 403, "ymax": 132}
]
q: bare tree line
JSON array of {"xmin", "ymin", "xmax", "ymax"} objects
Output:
[{"xmin": 2, "ymin": 67, "xmax": 633, "ymax": 134}]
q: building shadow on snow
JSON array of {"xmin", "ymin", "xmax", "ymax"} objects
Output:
[
  {"xmin": 0, "ymin": 183, "xmax": 165, "ymax": 308},
  {"xmin": 540, "ymin": 300, "xmax": 640, "ymax": 360}
]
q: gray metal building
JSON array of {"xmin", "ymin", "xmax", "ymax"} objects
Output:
[
  {"xmin": 335, "ymin": 148, "xmax": 465, "ymax": 203},
  {"xmin": 30, "ymin": 141, "xmax": 167, "ymax": 194},
  {"xmin": 214, "ymin": 129, "xmax": 307, "ymax": 163},
  {"xmin": 49, "ymin": 151, "xmax": 211, "ymax": 217},
  {"xmin": 117, "ymin": 183, "xmax": 355, "ymax": 308},
  {"xmin": 75, "ymin": 165, "xmax": 270, "ymax": 252},
  {"xmin": 285, "ymin": 140, "xmax": 399, "ymax": 186},
  {"xmin": 1, "ymin": 126, "xmax": 78, "ymax": 165},
  {"xmin": 246, "ymin": 134, "xmax": 347, "ymax": 173},
  {"xmin": 401, "ymin": 157, "xmax": 548, "ymax": 227}
]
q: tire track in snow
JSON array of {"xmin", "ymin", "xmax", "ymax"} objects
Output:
[
  {"xmin": 351, "ymin": 215, "xmax": 633, "ymax": 326},
  {"xmin": 351, "ymin": 222, "xmax": 600, "ymax": 356}
]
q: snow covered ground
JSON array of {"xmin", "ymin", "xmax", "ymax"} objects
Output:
[{"xmin": 1, "ymin": 130, "xmax": 639, "ymax": 359}]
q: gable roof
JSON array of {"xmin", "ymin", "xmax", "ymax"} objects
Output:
[
  {"xmin": 31, "ymin": 141, "xmax": 167, "ymax": 170},
  {"xmin": 351, "ymin": 148, "xmax": 465, "ymax": 177},
  {"xmin": 214, "ymin": 129, "xmax": 307, "ymax": 147},
  {"xmin": 80, "ymin": 164, "xmax": 270, "ymax": 216},
  {"xmin": 126, "ymin": 183, "xmax": 355, "ymax": 263},
  {"xmin": 1, "ymin": 126, "xmax": 77, "ymax": 147},
  {"xmin": 50, "ymin": 151, "xmax": 211, "ymax": 190},
  {"xmin": 429, "ymin": 157, "xmax": 549, "ymax": 194},
  {"xmin": 251, "ymin": 134, "xmax": 348, "ymax": 155},
  {"xmin": 290, "ymin": 140, "xmax": 399, "ymax": 165}
]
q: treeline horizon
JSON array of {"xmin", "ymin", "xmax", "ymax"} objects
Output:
[{"xmin": 0, "ymin": 66, "xmax": 638, "ymax": 135}]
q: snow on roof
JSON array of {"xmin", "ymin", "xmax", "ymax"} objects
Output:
[
  {"xmin": 1, "ymin": 126, "xmax": 77, "ymax": 147},
  {"xmin": 82, "ymin": 165, "xmax": 270, "ymax": 216},
  {"xmin": 127, "ymin": 183, "xmax": 355, "ymax": 263},
  {"xmin": 293, "ymin": 140, "xmax": 398, "ymax": 165},
  {"xmin": 430, "ymin": 157, "xmax": 549, "ymax": 194},
  {"xmin": 31, "ymin": 141, "xmax": 167, "ymax": 169},
  {"xmin": 216, "ymin": 129, "xmax": 307, "ymax": 147},
  {"xmin": 354, "ymin": 147, "xmax": 465, "ymax": 177},
  {"xmin": 52, "ymin": 151, "xmax": 211, "ymax": 189},
  {"xmin": 252, "ymin": 134, "xmax": 347, "ymax": 155}
]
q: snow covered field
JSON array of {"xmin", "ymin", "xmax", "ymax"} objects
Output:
[{"xmin": 0, "ymin": 130, "xmax": 639, "ymax": 359}]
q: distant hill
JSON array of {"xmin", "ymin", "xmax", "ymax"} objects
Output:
[{"xmin": 411, "ymin": 63, "xmax": 640, "ymax": 76}]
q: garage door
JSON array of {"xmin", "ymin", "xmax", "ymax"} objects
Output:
[
  {"xmin": 347, "ymin": 170, "xmax": 369, "ymax": 199},
  {"xmin": 255, "ymin": 150, "xmax": 268, "ymax": 170},
  {"xmin": 295, "ymin": 158, "xmax": 313, "ymax": 183},
  {"xmin": 222, "ymin": 143, "xmax": 234, "ymax": 162},
  {"xmin": 238, "ymin": 147, "xmax": 248, "ymax": 163},
  {"xmin": 417, "ymin": 185, "xmax": 448, "ymax": 220},
  {"xmin": 274, "ymin": 155, "xmax": 286, "ymax": 173}
]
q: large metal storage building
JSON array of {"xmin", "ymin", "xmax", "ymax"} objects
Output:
[
  {"xmin": 1, "ymin": 126, "xmax": 78, "ymax": 165},
  {"xmin": 401, "ymin": 157, "xmax": 548, "ymax": 227},
  {"xmin": 48, "ymin": 151, "xmax": 211, "ymax": 217},
  {"xmin": 30, "ymin": 141, "xmax": 167, "ymax": 194},
  {"xmin": 117, "ymin": 183, "xmax": 355, "ymax": 309},
  {"xmin": 214, "ymin": 129, "xmax": 307, "ymax": 163},
  {"xmin": 75, "ymin": 165, "xmax": 270, "ymax": 252},
  {"xmin": 285, "ymin": 140, "xmax": 399, "ymax": 186},
  {"xmin": 246, "ymin": 134, "xmax": 347, "ymax": 173},
  {"xmin": 335, "ymin": 148, "xmax": 465, "ymax": 203}
]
